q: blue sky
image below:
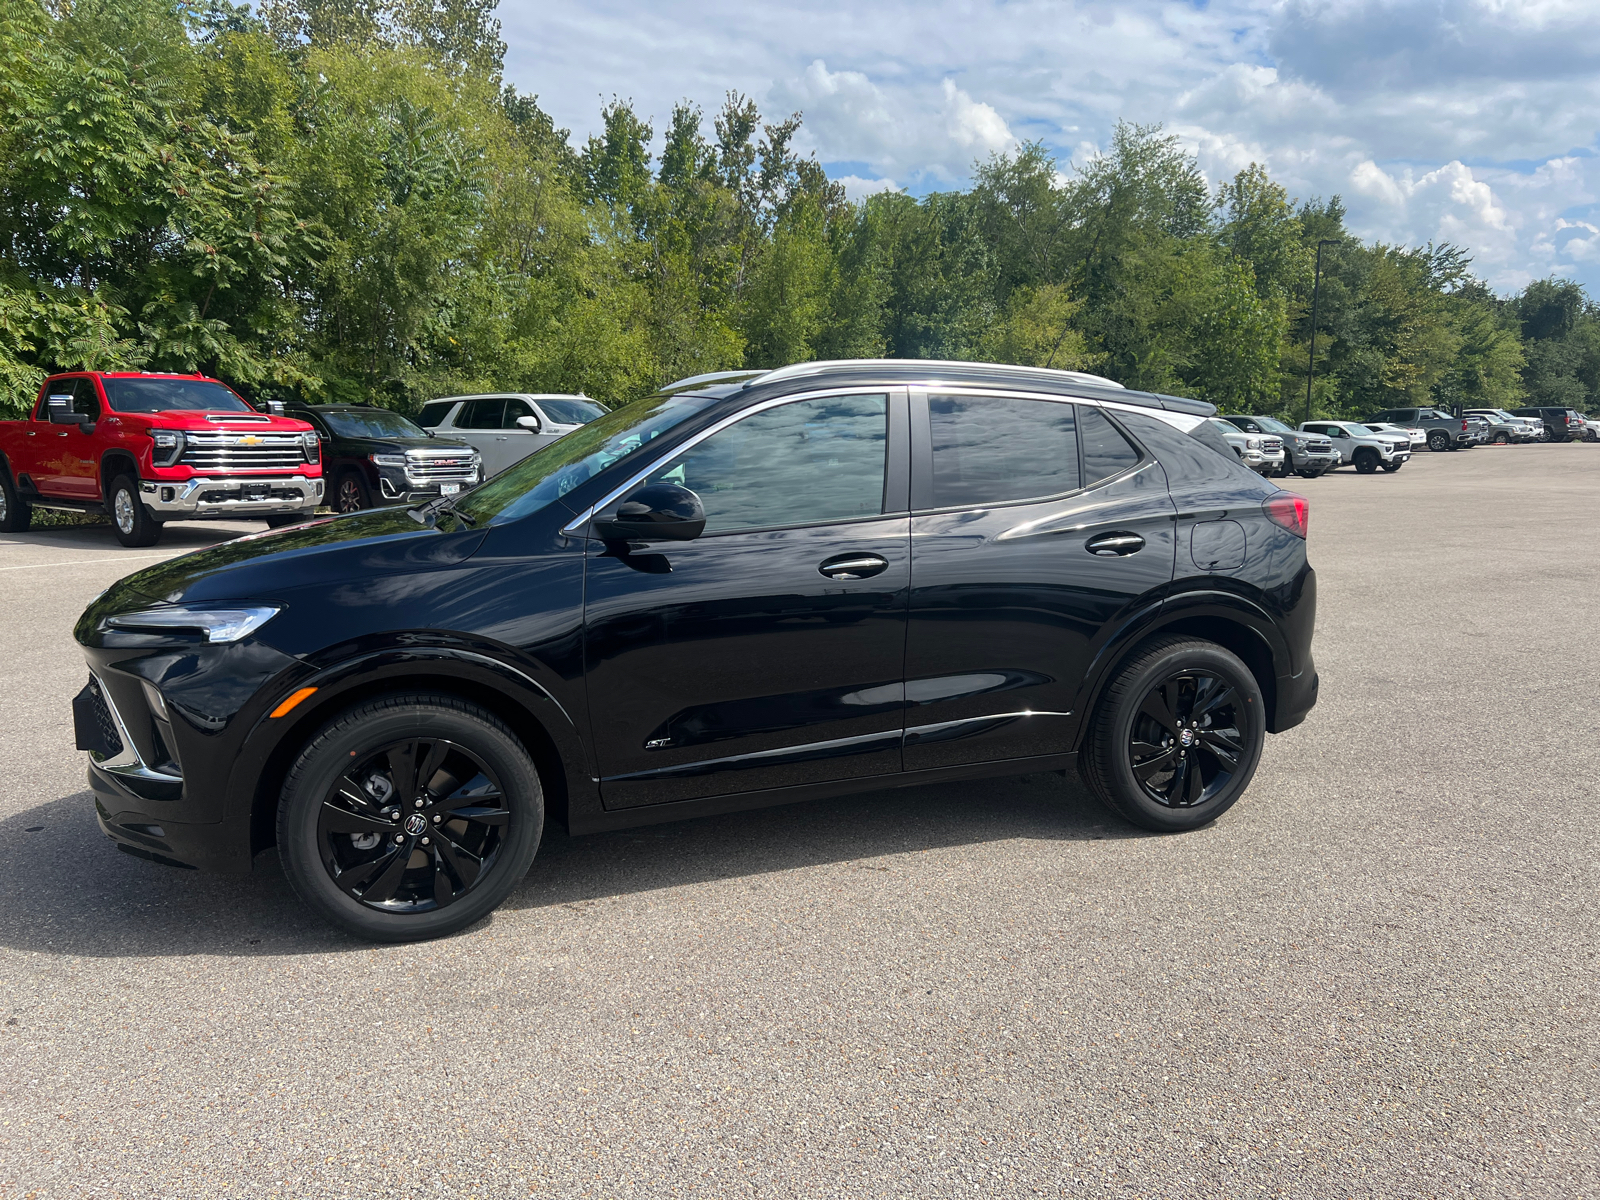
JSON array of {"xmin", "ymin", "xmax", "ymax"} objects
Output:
[{"xmin": 499, "ymin": 0, "xmax": 1600, "ymax": 295}]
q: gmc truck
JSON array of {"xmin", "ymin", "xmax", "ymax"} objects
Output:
[{"xmin": 0, "ymin": 372, "xmax": 323, "ymax": 547}]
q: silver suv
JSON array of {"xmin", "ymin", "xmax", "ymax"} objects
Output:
[
  {"xmin": 1223, "ymin": 415, "xmax": 1339, "ymax": 478},
  {"xmin": 1300, "ymin": 420, "xmax": 1410, "ymax": 473}
]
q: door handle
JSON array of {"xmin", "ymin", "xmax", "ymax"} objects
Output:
[
  {"xmin": 1085, "ymin": 532, "xmax": 1145, "ymax": 556},
  {"xmin": 818, "ymin": 553, "xmax": 889, "ymax": 580},
  {"xmin": 494, "ymin": 435, "xmax": 508, "ymax": 441}
]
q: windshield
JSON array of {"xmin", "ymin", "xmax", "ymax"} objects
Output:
[
  {"xmin": 455, "ymin": 391, "xmax": 722, "ymax": 526},
  {"xmin": 1337, "ymin": 423, "xmax": 1371, "ymax": 436},
  {"xmin": 1206, "ymin": 418, "xmax": 1241, "ymax": 437},
  {"xmin": 102, "ymin": 377, "xmax": 252, "ymax": 413},
  {"xmin": 537, "ymin": 398, "xmax": 607, "ymax": 425},
  {"xmin": 321, "ymin": 409, "xmax": 427, "ymax": 439},
  {"xmin": 1254, "ymin": 417, "xmax": 1294, "ymax": 434}
]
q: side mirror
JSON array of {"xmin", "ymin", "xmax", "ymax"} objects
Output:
[
  {"xmin": 48, "ymin": 394, "xmax": 82, "ymax": 424},
  {"xmin": 515, "ymin": 415, "xmax": 541, "ymax": 432},
  {"xmin": 594, "ymin": 482, "xmax": 705, "ymax": 542}
]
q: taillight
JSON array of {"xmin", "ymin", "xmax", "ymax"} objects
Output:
[
  {"xmin": 1461, "ymin": 419, "xmax": 1469, "ymax": 431},
  {"xmin": 1263, "ymin": 493, "xmax": 1309, "ymax": 539}
]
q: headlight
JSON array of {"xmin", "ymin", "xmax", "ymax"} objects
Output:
[
  {"xmin": 371, "ymin": 454, "xmax": 406, "ymax": 468},
  {"xmin": 150, "ymin": 430, "xmax": 185, "ymax": 467},
  {"xmin": 105, "ymin": 604, "xmax": 282, "ymax": 643},
  {"xmin": 302, "ymin": 431, "xmax": 320, "ymax": 463},
  {"xmin": 1245, "ymin": 437, "xmax": 1262, "ymax": 450}
]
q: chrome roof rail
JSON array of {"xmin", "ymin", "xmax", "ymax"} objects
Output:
[{"xmin": 751, "ymin": 359, "xmax": 1126, "ymax": 389}]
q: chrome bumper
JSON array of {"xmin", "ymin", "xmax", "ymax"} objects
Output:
[{"xmin": 140, "ymin": 475, "xmax": 323, "ymax": 519}]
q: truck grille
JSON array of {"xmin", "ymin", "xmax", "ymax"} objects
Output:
[
  {"xmin": 405, "ymin": 451, "xmax": 478, "ymax": 482},
  {"xmin": 181, "ymin": 431, "xmax": 308, "ymax": 470},
  {"xmin": 1261, "ymin": 437, "xmax": 1282, "ymax": 452},
  {"xmin": 1306, "ymin": 440, "xmax": 1334, "ymax": 453}
]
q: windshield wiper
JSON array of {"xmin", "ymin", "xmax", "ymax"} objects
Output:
[{"xmin": 406, "ymin": 494, "xmax": 476, "ymax": 526}]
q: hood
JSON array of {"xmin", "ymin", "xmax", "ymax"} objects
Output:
[
  {"xmin": 122, "ymin": 410, "xmax": 314, "ymax": 434},
  {"xmin": 335, "ymin": 434, "xmax": 475, "ymax": 455},
  {"xmin": 106, "ymin": 507, "xmax": 486, "ymax": 607}
]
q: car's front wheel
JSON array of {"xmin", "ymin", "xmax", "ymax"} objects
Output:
[
  {"xmin": 1381, "ymin": 459, "xmax": 1403, "ymax": 472},
  {"xmin": 336, "ymin": 470, "xmax": 371, "ymax": 513},
  {"xmin": 107, "ymin": 474, "xmax": 162, "ymax": 547},
  {"xmin": 1354, "ymin": 448, "xmax": 1379, "ymax": 473},
  {"xmin": 1080, "ymin": 636, "xmax": 1265, "ymax": 832},
  {"xmin": 277, "ymin": 693, "xmax": 543, "ymax": 942}
]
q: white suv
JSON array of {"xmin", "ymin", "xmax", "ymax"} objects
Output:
[{"xmin": 417, "ymin": 393, "xmax": 608, "ymax": 476}]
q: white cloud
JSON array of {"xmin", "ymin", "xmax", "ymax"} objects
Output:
[
  {"xmin": 833, "ymin": 175, "xmax": 902, "ymax": 202},
  {"xmin": 500, "ymin": 0, "xmax": 1600, "ymax": 293}
]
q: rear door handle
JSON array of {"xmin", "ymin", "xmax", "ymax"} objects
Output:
[
  {"xmin": 818, "ymin": 553, "xmax": 889, "ymax": 580},
  {"xmin": 1085, "ymin": 532, "xmax": 1145, "ymax": 556}
]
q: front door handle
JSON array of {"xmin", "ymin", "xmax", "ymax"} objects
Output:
[
  {"xmin": 1085, "ymin": 532, "xmax": 1145, "ymax": 557},
  {"xmin": 818, "ymin": 553, "xmax": 889, "ymax": 580}
]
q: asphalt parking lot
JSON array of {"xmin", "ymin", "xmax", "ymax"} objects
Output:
[{"xmin": 1, "ymin": 446, "xmax": 1596, "ymax": 1199}]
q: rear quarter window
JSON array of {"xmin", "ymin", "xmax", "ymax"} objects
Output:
[{"xmin": 1115, "ymin": 409, "xmax": 1263, "ymax": 487}]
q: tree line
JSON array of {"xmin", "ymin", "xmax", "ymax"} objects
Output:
[{"xmin": 3, "ymin": 0, "xmax": 1598, "ymax": 420}]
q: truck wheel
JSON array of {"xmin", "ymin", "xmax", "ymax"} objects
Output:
[
  {"xmin": 0, "ymin": 471, "xmax": 31, "ymax": 533},
  {"xmin": 1493, "ymin": 431, "xmax": 1510, "ymax": 444},
  {"xmin": 276, "ymin": 692, "xmax": 544, "ymax": 942},
  {"xmin": 1381, "ymin": 459, "xmax": 1403, "ymax": 472},
  {"xmin": 1354, "ymin": 448, "xmax": 1379, "ymax": 473},
  {"xmin": 1427, "ymin": 430, "xmax": 1450, "ymax": 451},
  {"xmin": 265, "ymin": 515, "xmax": 303, "ymax": 529},
  {"xmin": 107, "ymin": 474, "xmax": 162, "ymax": 547},
  {"xmin": 1296, "ymin": 468, "xmax": 1321, "ymax": 479},
  {"xmin": 1079, "ymin": 636, "xmax": 1264, "ymax": 833},
  {"xmin": 336, "ymin": 471, "xmax": 371, "ymax": 513}
]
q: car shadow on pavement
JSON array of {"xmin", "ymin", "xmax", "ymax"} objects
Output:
[{"xmin": 0, "ymin": 773, "xmax": 1150, "ymax": 958}]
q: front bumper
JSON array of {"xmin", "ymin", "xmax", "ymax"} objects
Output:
[{"xmin": 141, "ymin": 475, "xmax": 323, "ymax": 520}]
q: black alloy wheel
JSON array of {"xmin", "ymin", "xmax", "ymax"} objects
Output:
[
  {"xmin": 1427, "ymin": 430, "xmax": 1450, "ymax": 452},
  {"xmin": 1354, "ymin": 448, "xmax": 1379, "ymax": 473},
  {"xmin": 278, "ymin": 693, "xmax": 542, "ymax": 941},
  {"xmin": 336, "ymin": 470, "xmax": 371, "ymax": 513},
  {"xmin": 1080, "ymin": 636, "xmax": 1264, "ymax": 832}
]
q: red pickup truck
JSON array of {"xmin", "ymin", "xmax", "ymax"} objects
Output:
[{"xmin": 0, "ymin": 371, "xmax": 324, "ymax": 546}]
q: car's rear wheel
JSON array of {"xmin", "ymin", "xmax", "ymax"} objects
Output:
[
  {"xmin": 336, "ymin": 470, "xmax": 371, "ymax": 513},
  {"xmin": 107, "ymin": 474, "xmax": 162, "ymax": 547},
  {"xmin": 1426, "ymin": 430, "xmax": 1449, "ymax": 451},
  {"xmin": 1354, "ymin": 448, "xmax": 1379, "ymax": 473},
  {"xmin": 277, "ymin": 693, "xmax": 543, "ymax": 942},
  {"xmin": 0, "ymin": 471, "xmax": 31, "ymax": 533},
  {"xmin": 1079, "ymin": 637, "xmax": 1265, "ymax": 833}
]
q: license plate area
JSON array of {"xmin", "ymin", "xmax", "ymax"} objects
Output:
[
  {"xmin": 440, "ymin": 483, "xmax": 460, "ymax": 496},
  {"xmin": 242, "ymin": 483, "xmax": 270, "ymax": 502}
]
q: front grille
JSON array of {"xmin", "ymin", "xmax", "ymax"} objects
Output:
[
  {"xmin": 1261, "ymin": 437, "xmax": 1282, "ymax": 452},
  {"xmin": 1307, "ymin": 440, "xmax": 1334, "ymax": 453},
  {"xmin": 405, "ymin": 453, "xmax": 478, "ymax": 482},
  {"xmin": 181, "ymin": 431, "xmax": 308, "ymax": 470}
]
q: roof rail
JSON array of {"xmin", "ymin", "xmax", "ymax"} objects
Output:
[
  {"xmin": 752, "ymin": 359, "xmax": 1126, "ymax": 390},
  {"xmin": 659, "ymin": 369, "xmax": 769, "ymax": 392}
]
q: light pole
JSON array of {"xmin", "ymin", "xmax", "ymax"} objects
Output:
[{"xmin": 1304, "ymin": 238, "xmax": 1339, "ymax": 425}]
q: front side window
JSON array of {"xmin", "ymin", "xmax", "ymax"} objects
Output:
[
  {"xmin": 538, "ymin": 398, "xmax": 606, "ymax": 424},
  {"xmin": 503, "ymin": 399, "xmax": 538, "ymax": 429},
  {"xmin": 928, "ymin": 395, "xmax": 1080, "ymax": 508},
  {"xmin": 101, "ymin": 377, "xmax": 251, "ymax": 414},
  {"xmin": 643, "ymin": 394, "xmax": 888, "ymax": 534}
]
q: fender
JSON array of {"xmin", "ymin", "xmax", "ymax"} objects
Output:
[
  {"xmin": 1067, "ymin": 587, "xmax": 1293, "ymax": 751},
  {"xmin": 227, "ymin": 637, "xmax": 598, "ymax": 849}
]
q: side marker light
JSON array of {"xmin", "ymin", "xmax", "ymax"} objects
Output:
[{"xmin": 270, "ymin": 686, "xmax": 319, "ymax": 718}]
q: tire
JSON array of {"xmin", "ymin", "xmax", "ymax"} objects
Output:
[
  {"xmin": 335, "ymin": 470, "xmax": 371, "ymax": 513},
  {"xmin": 1295, "ymin": 468, "xmax": 1321, "ymax": 479},
  {"xmin": 107, "ymin": 474, "xmax": 162, "ymax": 547},
  {"xmin": 277, "ymin": 692, "xmax": 543, "ymax": 942},
  {"xmin": 1079, "ymin": 636, "xmax": 1265, "ymax": 833},
  {"xmin": 1354, "ymin": 448, "xmax": 1379, "ymax": 474},
  {"xmin": 1427, "ymin": 430, "xmax": 1450, "ymax": 452},
  {"xmin": 1381, "ymin": 460, "xmax": 1403, "ymax": 472},
  {"xmin": 1493, "ymin": 432, "xmax": 1510, "ymax": 445},
  {"xmin": 265, "ymin": 514, "xmax": 304, "ymax": 529},
  {"xmin": 0, "ymin": 469, "xmax": 31, "ymax": 533}
]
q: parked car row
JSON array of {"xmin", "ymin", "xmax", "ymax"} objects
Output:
[{"xmin": 0, "ymin": 372, "xmax": 604, "ymax": 545}]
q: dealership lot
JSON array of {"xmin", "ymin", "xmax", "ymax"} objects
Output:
[{"xmin": 0, "ymin": 447, "xmax": 1596, "ymax": 1197}]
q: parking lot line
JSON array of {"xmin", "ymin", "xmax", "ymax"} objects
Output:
[{"xmin": 0, "ymin": 552, "xmax": 173, "ymax": 572}]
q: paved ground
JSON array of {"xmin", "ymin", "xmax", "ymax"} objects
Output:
[{"xmin": 0, "ymin": 446, "xmax": 1596, "ymax": 1199}]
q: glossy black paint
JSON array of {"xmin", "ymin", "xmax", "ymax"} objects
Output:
[{"xmin": 72, "ymin": 361, "xmax": 1317, "ymax": 875}]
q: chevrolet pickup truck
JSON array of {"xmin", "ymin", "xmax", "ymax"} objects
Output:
[{"xmin": 0, "ymin": 372, "xmax": 323, "ymax": 546}]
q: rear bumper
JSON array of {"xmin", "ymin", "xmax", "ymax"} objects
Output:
[
  {"xmin": 141, "ymin": 475, "xmax": 323, "ymax": 519},
  {"xmin": 1272, "ymin": 664, "xmax": 1319, "ymax": 733}
]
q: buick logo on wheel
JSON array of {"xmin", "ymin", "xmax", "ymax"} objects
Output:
[
  {"xmin": 1179, "ymin": 728, "xmax": 1195, "ymax": 747},
  {"xmin": 404, "ymin": 814, "xmax": 428, "ymax": 836}
]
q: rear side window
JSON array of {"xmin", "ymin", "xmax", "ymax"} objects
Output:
[
  {"xmin": 1079, "ymin": 406, "xmax": 1141, "ymax": 484},
  {"xmin": 417, "ymin": 401, "xmax": 455, "ymax": 429},
  {"xmin": 456, "ymin": 399, "xmax": 505, "ymax": 429},
  {"xmin": 927, "ymin": 395, "xmax": 1080, "ymax": 508}
]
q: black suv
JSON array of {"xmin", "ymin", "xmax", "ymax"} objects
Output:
[
  {"xmin": 73, "ymin": 361, "xmax": 1319, "ymax": 941},
  {"xmin": 1511, "ymin": 406, "xmax": 1587, "ymax": 443},
  {"xmin": 283, "ymin": 404, "xmax": 482, "ymax": 512}
]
